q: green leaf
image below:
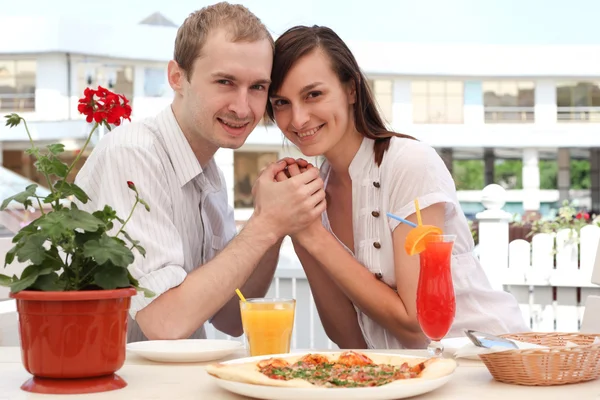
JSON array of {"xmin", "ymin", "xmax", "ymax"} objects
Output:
[
  {"xmin": 52, "ymin": 181, "xmax": 89, "ymax": 204},
  {"xmin": 0, "ymin": 274, "xmax": 13, "ymax": 287},
  {"xmin": 24, "ymin": 148, "xmax": 39, "ymax": 157},
  {"xmin": 10, "ymin": 265, "xmax": 53, "ymax": 293},
  {"xmin": 93, "ymin": 266, "xmax": 129, "ymax": 289},
  {"xmin": 12, "ymin": 219, "xmax": 39, "ymax": 243},
  {"xmin": 15, "ymin": 233, "xmax": 47, "ymax": 265},
  {"xmin": 4, "ymin": 245, "xmax": 16, "ymax": 266},
  {"xmin": 36, "ymin": 157, "xmax": 68, "ymax": 179},
  {"xmin": 138, "ymin": 286, "xmax": 155, "ymax": 298},
  {"xmin": 125, "ymin": 271, "xmax": 155, "ymax": 298},
  {"xmin": 83, "ymin": 235, "xmax": 134, "ymax": 267},
  {"xmin": 92, "ymin": 205, "xmax": 118, "ymax": 225},
  {"xmin": 30, "ymin": 272, "xmax": 66, "ymax": 291},
  {"xmin": 0, "ymin": 184, "xmax": 37, "ymax": 211},
  {"xmin": 33, "ymin": 213, "xmax": 65, "ymax": 240},
  {"xmin": 35, "ymin": 209, "xmax": 105, "ymax": 235},
  {"xmin": 46, "ymin": 144, "xmax": 65, "ymax": 155},
  {"xmin": 120, "ymin": 230, "xmax": 146, "ymax": 256}
]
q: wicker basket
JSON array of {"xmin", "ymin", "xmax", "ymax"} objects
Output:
[{"xmin": 478, "ymin": 332, "xmax": 600, "ymax": 386}]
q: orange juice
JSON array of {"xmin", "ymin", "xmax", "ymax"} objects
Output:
[{"xmin": 240, "ymin": 298, "xmax": 295, "ymax": 356}]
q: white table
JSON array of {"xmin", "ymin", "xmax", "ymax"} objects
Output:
[{"xmin": 1, "ymin": 346, "xmax": 599, "ymax": 399}]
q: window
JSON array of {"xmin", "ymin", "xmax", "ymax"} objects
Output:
[
  {"xmin": 483, "ymin": 81, "xmax": 535, "ymax": 123},
  {"xmin": 233, "ymin": 151, "xmax": 279, "ymax": 208},
  {"xmin": 144, "ymin": 67, "xmax": 168, "ymax": 97},
  {"xmin": 0, "ymin": 60, "xmax": 36, "ymax": 112},
  {"xmin": 368, "ymin": 79, "xmax": 393, "ymax": 124},
  {"xmin": 412, "ymin": 81, "xmax": 463, "ymax": 123},
  {"xmin": 556, "ymin": 81, "xmax": 600, "ymax": 122},
  {"xmin": 78, "ymin": 63, "xmax": 134, "ymax": 101}
]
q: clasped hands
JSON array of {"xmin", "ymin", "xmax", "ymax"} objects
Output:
[{"xmin": 251, "ymin": 157, "xmax": 326, "ymax": 242}]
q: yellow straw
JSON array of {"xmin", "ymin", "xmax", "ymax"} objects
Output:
[
  {"xmin": 414, "ymin": 198, "xmax": 422, "ymax": 226},
  {"xmin": 235, "ymin": 288, "xmax": 247, "ymax": 302}
]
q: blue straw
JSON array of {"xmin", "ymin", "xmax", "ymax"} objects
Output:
[{"xmin": 386, "ymin": 212, "xmax": 418, "ymax": 228}]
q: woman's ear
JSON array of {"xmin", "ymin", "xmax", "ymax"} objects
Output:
[{"xmin": 347, "ymin": 79, "xmax": 357, "ymax": 105}]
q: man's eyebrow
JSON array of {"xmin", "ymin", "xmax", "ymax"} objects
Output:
[
  {"xmin": 211, "ymin": 72, "xmax": 237, "ymax": 81},
  {"xmin": 211, "ymin": 72, "xmax": 271, "ymax": 86}
]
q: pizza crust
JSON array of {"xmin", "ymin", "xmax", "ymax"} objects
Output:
[{"xmin": 205, "ymin": 352, "xmax": 456, "ymax": 388}]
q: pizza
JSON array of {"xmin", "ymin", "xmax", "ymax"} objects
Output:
[{"xmin": 205, "ymin": 350, "xmax": 456, "ymax": 388}]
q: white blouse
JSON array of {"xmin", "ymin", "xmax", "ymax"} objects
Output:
[{"xmin": 320, "ymin": 136, "xmax": 530, "ymax": 349}]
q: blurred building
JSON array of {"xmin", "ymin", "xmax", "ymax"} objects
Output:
[{"xmin": 1, "ymin": 14, "xmax": 599, "ymax": 228}]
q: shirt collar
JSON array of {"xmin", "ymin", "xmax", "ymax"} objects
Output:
[
  {"xmin": 348, "ymin": 137, "xmax": 376, "ymax": 179},
  {"xmin": 157, "ymin": 106, "xmax": 221, "ymax": 191}
]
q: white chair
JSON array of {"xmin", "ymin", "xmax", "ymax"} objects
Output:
[{"xmin": 580, "ymin": 238, "xmax": 600, "ymax": 333}]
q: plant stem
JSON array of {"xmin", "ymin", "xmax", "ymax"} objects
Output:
[
  {"xmin": 21, "ymin": 119, "xmax": 53, "ymax": 212},
  {"xmin": 56, "ymin": 122, "xmax": 99, "ymax": 204},
  {"xmin": 116, "ymin": 197, "xmax": 139, "ymax": 237}
]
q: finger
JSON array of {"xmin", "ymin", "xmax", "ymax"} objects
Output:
[
  {"xmin": 299, "ymin": 167, "xmax": 307, "ymax": 173},
  {"xmin": 275, "ymin": 171, "xmax": 288, "ymax": 182},
  {"xmin": 287, "ymin": 163, "xmax": 301, "ymax": 177},
  {"xmin": 307, "ymin": 187, "xmax": 327, "ymax": 208},
  {"xmin": 301, "ymin": 177, "xmax": 325, "ymax": 198},
  {"xmin": 261, "ymin": 160, "xmax": 288, "ymax": 180},
  {"xmin": 289, "ymin": 166, "xmax": 320, "ymax": 184},
  {"xmin": 294, "ymin": 158, "xmax": 309, "ymax": 168},
  {"xmin": 278, "ymin": 157, "xmax": 297, "ymax": 166}
]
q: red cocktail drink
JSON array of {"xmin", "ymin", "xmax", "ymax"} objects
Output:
[{"xmin": 417, "ymin": 234, "xmax": 456, "ymax": 357}]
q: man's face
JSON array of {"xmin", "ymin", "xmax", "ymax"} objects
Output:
[{"xmin": 176, "ymin": 29, "xmax": 273, "ymax": 152}]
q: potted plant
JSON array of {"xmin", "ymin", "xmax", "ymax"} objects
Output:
[{"xmin": 0, "ymin": 86, "xmax": 154, "ymax": 395}]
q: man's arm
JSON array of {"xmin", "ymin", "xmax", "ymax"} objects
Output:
[
  {"xmin": 209, "ymin": 238, "xmax": 283, "ymax": 336},
  {"xmin": 136, "ymin": 162, "xmax": 326, "ymax": 340},
  {"xmin": 136, "ymin": 218, "xmax": 281, "ymax": 339}
]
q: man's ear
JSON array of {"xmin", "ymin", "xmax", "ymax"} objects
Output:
[{"xmin": 168, "ymin": 60, "xmax": 186, "ymax": 94}]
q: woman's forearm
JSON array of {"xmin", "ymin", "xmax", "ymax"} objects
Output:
[{"xmin": 296, "ymin": 228, "xmax": 427, "ymax": 348}]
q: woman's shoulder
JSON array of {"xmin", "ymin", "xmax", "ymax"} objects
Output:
[{"xmin": 385, "ymin": 136, "xmax": 442, "ymax": 166}]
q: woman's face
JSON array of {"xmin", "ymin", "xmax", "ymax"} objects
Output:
[{"xmin": 270, "ymin": 50, "xmax": 356, "ymax": 157}]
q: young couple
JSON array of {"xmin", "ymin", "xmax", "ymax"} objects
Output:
[{"xmin": 75, "ymin": 2, "xmax": 529, "ymax": 348}]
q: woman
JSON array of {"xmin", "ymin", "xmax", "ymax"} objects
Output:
[{"xmin": 266, "ymin": 25, "xmax": 529, "ymax": 349}]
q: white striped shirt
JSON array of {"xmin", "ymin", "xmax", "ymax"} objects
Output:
[{"xmin": 74, "ymin": 106, "xmax": 237, "ymax": 342}]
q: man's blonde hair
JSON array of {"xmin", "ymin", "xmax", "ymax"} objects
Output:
[{"xmin": 174, "ymin": 2, "xmax": 274, "ymax": 81}]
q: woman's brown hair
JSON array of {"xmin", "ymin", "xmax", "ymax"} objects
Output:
[{"xmin": 266, "ymin": 25, "xmax": 415, "ymax": 166}]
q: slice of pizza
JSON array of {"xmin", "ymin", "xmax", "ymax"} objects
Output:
[{"xmin": 205, "ymin": 351, "xmax": 456, "ymax": 388}]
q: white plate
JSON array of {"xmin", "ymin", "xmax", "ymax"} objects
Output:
[
  {"xmin": 207, "ymin": 352, "xmax": 454, "ymax": 400},
  {"xmin": 127, "ymin": 339, "xmax": 243, "ymax": 363}
]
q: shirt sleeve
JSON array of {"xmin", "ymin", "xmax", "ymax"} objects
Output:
[
  {"xmin": 75, "ymin": 143, "xmax": 187, "ymax": 320},
  {"xmin": 386, "ymin": 140, "xmax": 458, "ymax": 231}
]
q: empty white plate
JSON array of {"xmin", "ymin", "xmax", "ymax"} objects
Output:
[{"xmin": 127, "ymin": 339, "xmax": 244, "ymax": 363}]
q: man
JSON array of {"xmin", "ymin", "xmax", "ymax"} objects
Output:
[{"xmin": 75, "ymin": 2, "xmax": 325, "ymax": 342}]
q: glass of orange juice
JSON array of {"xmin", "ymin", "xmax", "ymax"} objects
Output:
[{"xmin": 240, "ymin": 298, "xmax": 296, "ymax": 357}]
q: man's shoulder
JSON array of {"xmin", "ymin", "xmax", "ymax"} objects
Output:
[{"xmin": 97, "ymin": 117, "xmax": 161, "ymax": 151}]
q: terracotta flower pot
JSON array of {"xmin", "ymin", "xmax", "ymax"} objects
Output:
[{"xmin": 9, "ymin": 287, "xmax": 137, "ymax": 394}]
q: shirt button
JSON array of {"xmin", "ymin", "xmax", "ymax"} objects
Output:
[
  {"xmin": 371, "ymin": 211, "xmax": 380, "ymax": 217},
  {"xmin": 373, "ymin": 242, "xmax": 381, "ymax": 249},
  {"xmin": 373, "ymin": 182, "xmax": 380, "ymax": 188}
]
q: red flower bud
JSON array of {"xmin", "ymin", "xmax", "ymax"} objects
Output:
[{"xmin": 127, "ymin": 181, "xmax": 136, "ymax": 190}]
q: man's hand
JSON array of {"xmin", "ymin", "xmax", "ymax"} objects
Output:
[
  {"xmin": 251, "ymin": 159, "xmax": 325, "ymax": 238},
  {"xmin": 274, "ymin": 160, "xmax": 327, "ymax": 243}
]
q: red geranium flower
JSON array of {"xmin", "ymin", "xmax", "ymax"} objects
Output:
[{"xmin": 77, "ymin": 86, "xmax": 132, "ymax": 126}]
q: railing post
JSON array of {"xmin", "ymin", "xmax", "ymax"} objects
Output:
[{"xmin": 476, "ymin": 184, "xmax": 513, "ymax": 290}]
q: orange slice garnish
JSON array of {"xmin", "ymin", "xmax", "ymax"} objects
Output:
[{"xmin": 404, "ymin": 225, "xmax": 443, "ymax": 256}]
